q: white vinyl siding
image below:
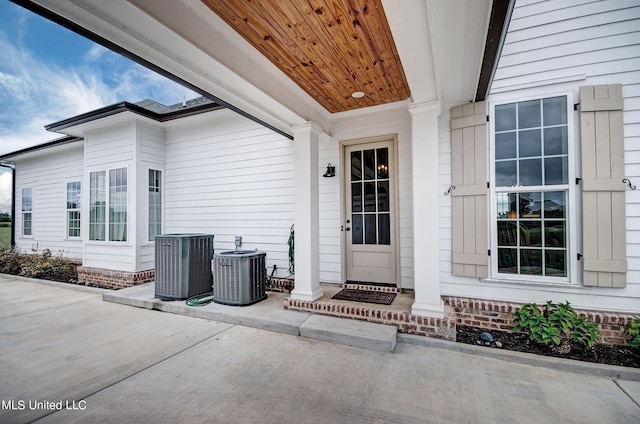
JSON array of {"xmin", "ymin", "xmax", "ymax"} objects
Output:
[
  {"xmin": 163, "ymin": 110, "xmax": 295, "ymax": 277},
  {"xmin": 13, "ymin": 143, "xmax": 84, "ymax": 259},
  {"xmin": 440, "ymin": 0, "xmax": 640, "ymax": 312}
]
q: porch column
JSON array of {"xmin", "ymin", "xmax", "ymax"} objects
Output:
[
  {"xmin": 409, "ymin": 101, "xmax": 444, "ymax": 318},
  {"xmin": 290, "ymin": 122, "xmax": 323, "ymax": 301}
]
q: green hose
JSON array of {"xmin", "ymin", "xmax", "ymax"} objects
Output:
[{"xmin": 185, "ymin": 291, "xmax": 214, "ymax": 307}]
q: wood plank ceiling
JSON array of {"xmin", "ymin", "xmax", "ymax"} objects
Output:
[{"xmin": 201, "ymin": 0, "xmax": 411, "ymax": 113}]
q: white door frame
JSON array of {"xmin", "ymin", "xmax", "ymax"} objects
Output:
[{"xmin": 340, "ymin": 135, "xmax": 401, "ymax": 286}]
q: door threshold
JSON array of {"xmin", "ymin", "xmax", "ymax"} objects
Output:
[{"xmin": 345, "ymin": 280, "xmax": 397, "ymax": 288}]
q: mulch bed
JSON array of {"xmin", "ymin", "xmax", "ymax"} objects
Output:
[{"xmin": 456, "ymin": 325, "xmax": 640, "ymax": 368}]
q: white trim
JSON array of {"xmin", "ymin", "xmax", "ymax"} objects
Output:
[
  {"xmin": 491, "ymin": 75, "xmax": 587, "ymax": 94},
  {"xmin": 488, "ymin": 90, "xmax": 578, "ymax": 284},
  {"xmin": 65, "ymin": 179, "xmax": 82, "ymax": 239}
]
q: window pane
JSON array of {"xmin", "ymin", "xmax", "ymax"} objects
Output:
[
  {"xmin": 496, "ymin": 193, "xmax": 517, "ymax": 219},
  {"xmin": 109, "ymin": 168, "xmax": 127, "ymax": 242},
  {"xmin": 23, "ymin": 213, "xmax": 32, "ymax": 236},
  {"xmin": 364, "ymin": 182, "xmax": 376, "ymax": 212},
  {"xmin": 68, "ymin": 211, "xmax": 81, "ymax": 238},
  {"xmin": 544, "ymin": 191, "xmax": 565, "ymax": 218},
  {"xmin": 149, "ymin": 170, "xmax": 161, "ymax": 241},
  {"xmin": 520, "ymin": 221, "xmax": 541, "ymax": 247},
  {"xmin": 543, "ymin": 96, "xmax": 567, "ymax": 126},
  {"xmin": 518, "ymin": 100, "xmax": 541, "ymax": 129},
  {"xmin": 378, "ymin": 214, "xmax": 390, "ymax": 245},
  {"xmin": 351, "ymin": 214, "xmax": 363, "ymax": 244},
  {"xmin": 520, "ymin": 249, "xmax": 542, "ymax": 275},
  {"xmin": 545, "ymin": 250, "xmax": 567, "ymax": 277},
  {"xmin": 351, "ymin": 183, "xmax": 362, "ymax": 212},
  {"xmin": 22, "ymin": 188, "xmax": 32, "ymax": 211},
  {"xmin": 518, "ymin": 129, "xmax": 541, "ymax": 158},
  {"xmin": 364, "ymin": 214, "xmax": 376, "ymax": 244},
  {"xmin": 495, "ymin": 132, "xmax": 516, "ymax": 159},
  {"xmin": 377, "ymin": 181, "xmax": 389, "ymax": 212},
  {"xmin": 519, "ymin": 192, "xmax": 541, "ymax": 218},
  {"xmin": 544, "ymin": 157, "xmax": 568, "ymax": 185},
  {"xmin": 351, "ymin": 151, "xmax": 362, "ymax": 181},
  {"xmin": 496, "ymin": 161, "xmax": 517, "ymax": 187},
  {"xmin": 363, "ymin": 149, "xmax": 375, "ymax": 180},
  {"xmin": 519, "ymin": 158, "xmax": 542, "ymax": 186},
  {"xmin": 376, "ymin": 148, "xmax": 389, "ymax": 179},
  {"xmin": 90, "ymin": 171, "xmax": 106, "ymax": 241},
  {"xmin": 498, "ymin": 248, "xmax": 518, "ymax": 274},
  {"xmin": 495, "ymin": 103, "xmax": 516, "ymax": 131},
  {"xmin": 497, "ymin": 221, "xmax": 518, "ymax": 246},
  {"xmin": 544, "ymin": 127, "xmax": 567, "ymax": 155},
  {"xmin": 545, "ymin": 221, "xmax": 565, "ymax": 248}
]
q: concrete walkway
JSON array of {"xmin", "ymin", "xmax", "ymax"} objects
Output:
[{"xmin": 1, "ymin": 276, "xmax": 640, "ymax": 423}]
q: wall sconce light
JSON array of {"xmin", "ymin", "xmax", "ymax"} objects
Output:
[{"xmin": 323, "ymin": 163, "xmax": 336, "ymax": 178}]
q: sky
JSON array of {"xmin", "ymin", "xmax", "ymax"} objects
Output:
[{"xmin": 0, "ymin": 0, "xmax": 198, "ymax": 214}]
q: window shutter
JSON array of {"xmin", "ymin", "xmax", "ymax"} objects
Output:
[
  {"xmin": 450, "ymin": 102, "xmax": 488, "ymax": 278},
  {"xmin": 580, "ymin": 84, "xmax": 627, "ymax": 287}
]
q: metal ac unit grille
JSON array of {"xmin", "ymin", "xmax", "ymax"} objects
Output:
[
  {"xmin": 213, "ymin": 250, "xmax": 266, "ymax": 306},
  {"xmin": 155, "ymin": 234, "xmax": 214, "ymax": 300}
]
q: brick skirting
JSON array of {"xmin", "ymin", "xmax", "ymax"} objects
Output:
[
  {"xmin": 267, "ymin": 278, "xmax": 295, "ymax": 293},
  {"xmin": 283, "ymin": 283, "xmax": 638, "ymax": 345},
  {"xmin": 444, "ymin": 296, "xmax": 639, "ymax": 346},
  {"xmin": 77, "ymin": 267, "xmax": 155, "ymax": 289},
  {"xmin": 284, "ymin": 297, "xmax": 457, "ymax": 341}
]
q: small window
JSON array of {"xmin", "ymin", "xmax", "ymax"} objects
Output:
[
  {"xmin": 67, "ymin": 182, "xmax": 81, "ymax": 238},
  {"xmin": 89, "ymin": 167, "xmax": 127, "ymax": 242},
  {"xmin": 22, "ymin": 188, "xmax": 32, "ymax": 236},
  {"xmin": 148, "ymin": 169, "xmax": 161, "ymax": 241}
]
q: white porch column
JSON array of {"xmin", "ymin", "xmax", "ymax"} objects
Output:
[
  {"xmin": 290, "ymin": 122, "xmax": 323, "ymax": 301},
  {"xmin": 409, "ymin": 101, "xmax": 444, "ymax": 317}
]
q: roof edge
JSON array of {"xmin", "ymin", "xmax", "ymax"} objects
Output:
[
  {"xmin": 474, "ymin": 0, "xmax": 515, "ymax": 102},
  {"xmin": 45, "ymin": 100, "xmax": 225, "ymax": 133},
  {"xmin": 0, "ymin": 136, "xmax": 83, "ymax": 162}
]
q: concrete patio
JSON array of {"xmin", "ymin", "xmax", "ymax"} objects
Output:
[{"xmin": 1, "ymin": 275, "xmax": 640, "ymax": 423}]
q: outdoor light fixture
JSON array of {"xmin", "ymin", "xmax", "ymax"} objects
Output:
[
  {"xmin": 323, "ymin": 163, "xmax": 335, "ymax": 178},
  {"xmin": 352, "ymin": 91, "xmax": 365, "ymax": 98}
]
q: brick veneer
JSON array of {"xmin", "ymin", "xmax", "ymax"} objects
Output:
[
  {"xmin": 282, "ymin": 283, "xmax": 638, "ymax": 345},
  {"xmin": 445, "ymin": 296, "xmax": 639, "ymax": 346},
  {"xmin": 77, "ymin": 266, "xmax": 155, "ymax": 289},
  {"xmin": 284, "ymin": 297, "xmax": 457, "ymax": 340}
]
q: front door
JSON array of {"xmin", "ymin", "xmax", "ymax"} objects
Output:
[{"xmin": 344, "ymin": 139, "xmax": 397, "ymax": 284}]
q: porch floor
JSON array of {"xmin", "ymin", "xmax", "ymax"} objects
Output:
[{"xmin": 103, "ymin": 282, "xmax": 407, "ymax": 351}]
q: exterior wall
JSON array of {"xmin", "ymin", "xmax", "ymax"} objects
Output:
[
  {"xmin": 14, "ymin": 143, "xmax": 84, "ymax": 260},
  {"xmin": 136, "ymin": 122, "xmax": 165, "ymax": 271},
  {"xmin": 328, "ymin": 102, "xmax": 413, "ymax": 287},
  {"xmin": 82, "ymin": 122, "xmax": 136, "ymax": 272},
  {"xmin": 439, "ymin": 0, "xmax": 640, "ymax": 312},
  {"xmin": 163, "ymin": 109, "xmax": 295, "ymax": 279}
]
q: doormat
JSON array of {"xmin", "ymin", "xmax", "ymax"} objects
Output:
[{"xmin": 331, "ymin": 288, "xmax": 396, "ymax": 305}]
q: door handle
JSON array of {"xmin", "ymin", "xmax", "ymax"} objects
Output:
[{"xmin": 346, "ymin": 227, "xmax": 351, "ymax": 231}]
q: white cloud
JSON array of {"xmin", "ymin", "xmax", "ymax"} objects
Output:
[{"xmin": 0, "ymin": 171, "xmax": 12, "ymax": 215}]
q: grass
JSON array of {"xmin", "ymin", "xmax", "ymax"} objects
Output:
[{"xmin": 0, "ymin": 226, "xmax": 11, "ymax": 249}]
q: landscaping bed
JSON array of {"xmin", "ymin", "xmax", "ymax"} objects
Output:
[{"xmin": 457, "ymin": 325, "xmax": 640, "ymax": 368}]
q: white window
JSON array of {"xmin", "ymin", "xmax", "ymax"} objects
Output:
[
  {"xmin": 89, "ymin": 167, "xmax": 127, "ymax": 242},
  {"xmin": 21, "ymin": 187, "xmax": 32, "ymax": 237},
  {"xmin": 67, "ymin": 181, "xmax": 81, "ymax": 238},
  {"xmin": 148, "ymin": 169, "xmax": 161, "ymax": 241},
  {"xmin": 490, "ymin": 94, "xmax": 574, "ymax": 281}
]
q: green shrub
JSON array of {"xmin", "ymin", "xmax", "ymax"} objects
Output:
[
  {"xmin": 512, "ymin": 301, "xmax": 600, "ymax": 353},
  {"xmin": 627, "ymin": 319, "xmax": 640, "ymax": 349},
  {"xmin": 0, "ymin": 247, "xmax": 78, "ymax": 283}
]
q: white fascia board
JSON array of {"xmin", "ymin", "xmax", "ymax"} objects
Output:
[{"xmin": 33, "ymin": 0, "xmax": 331, "ymax": 136}]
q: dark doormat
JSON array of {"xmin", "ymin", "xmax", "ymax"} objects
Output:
[{"xmin": 331, "ymin": 288, "xmax": 396, "ymax": 305}]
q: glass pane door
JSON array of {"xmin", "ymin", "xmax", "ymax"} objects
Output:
[{"xmin": 350, "ymin": 147, "xmax": 390, "ymax": 245}]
